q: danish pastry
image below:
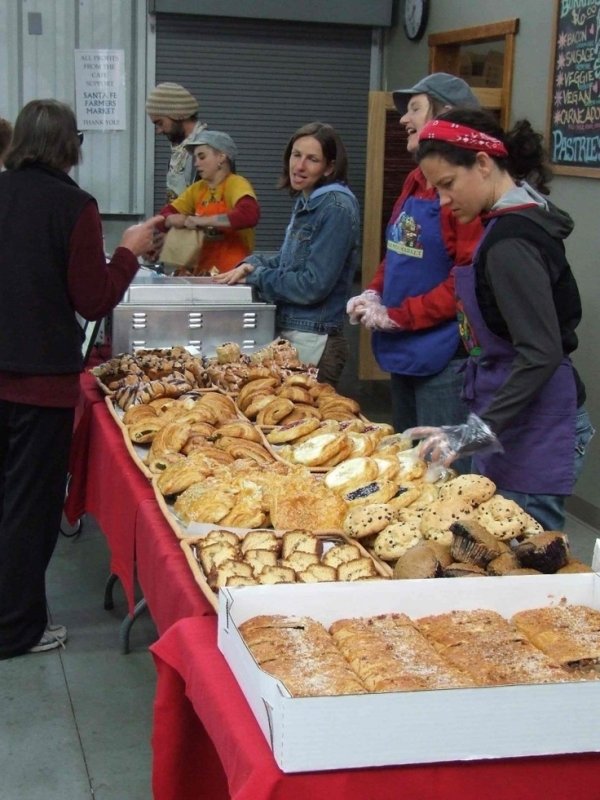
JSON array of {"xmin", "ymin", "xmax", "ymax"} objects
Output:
[
  {"xmin": 220, "ymin": 504, "xmax": 268, "ymax": 529},
  {"xmin": 342, "ymin": 479, "xmax": 398, "ymax": 506},
  {"xmin": 266, "ymin": 417, "xmax": 321, "ymax": 444},
  {"xmin": 324, "ymin": 457, "xmax": 379, "ymax": 492},
  {"xmin": 291, "ymin": 432, "xmax": 348, "ymax": 467},
  {"xmin": 242, "ymin": 393, "xmax": 277, "ymax": 419}
]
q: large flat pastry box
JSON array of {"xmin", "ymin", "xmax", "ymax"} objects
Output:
[{"xmin": 218, "ymin": 570, "xmax": 600, "ymax": 773}]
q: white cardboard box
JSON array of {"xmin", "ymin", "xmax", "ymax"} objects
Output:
[{"xmin": 217, "ymin": 572, "xmax": 600, "ymax": 773}]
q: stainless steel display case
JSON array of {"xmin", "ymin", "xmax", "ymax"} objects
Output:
[{"xmin": 111, "ymin": 271, "xmax": 276, "ymax": 357}]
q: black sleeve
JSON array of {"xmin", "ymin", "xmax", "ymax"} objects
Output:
[{"xmin": 478, "ymin": 238, "xmax": 564, "ymax": 434}]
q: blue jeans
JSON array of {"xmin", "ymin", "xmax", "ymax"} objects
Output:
[
  {"xmin": 391, "ymin": 358, "xmax": 471, "ymax": 473},
  {"xmin": 497, "ymin": 407, "xmax": 595, "ymax": 531}
]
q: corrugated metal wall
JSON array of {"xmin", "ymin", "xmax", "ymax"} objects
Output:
[
  {"xmin": 153, "ymin": 14, "xmax": 372, "ymax": 250},
  {"xmin": 0, "ymin": 0, "xmax": 147, "ymax": 214}
]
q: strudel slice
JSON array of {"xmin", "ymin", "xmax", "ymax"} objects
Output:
[
  {"xmin": 417, "ymin": 609, "xmax": 573, "ymax": 686},
  {"xmin": 511, "ymin": 604, "xmax": 600, "ymax": 671},
  {"xmin": 330, "ymin": 613, "xmax": 474, "ymax": 691}
]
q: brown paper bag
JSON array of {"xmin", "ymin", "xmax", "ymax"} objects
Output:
[{"xmin": 159, "ymin": 228, "xmax": 204, "ymax": 272}]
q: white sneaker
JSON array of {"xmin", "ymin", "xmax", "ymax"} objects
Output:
[{"xmin": 28, "ymin": 625, "xmax": 68, "ymax": 653}]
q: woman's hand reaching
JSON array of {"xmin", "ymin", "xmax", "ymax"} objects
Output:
[
  {"xmin": 213, "ymin": 263, "xmax": 254, "ymax": 285},
  {"xmin": 404, "ymin": 413, "xmax": 503, "ymax": 467}
]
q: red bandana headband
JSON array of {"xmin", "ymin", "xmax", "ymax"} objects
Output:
[{"xmin": 419, "ymin": 119, "xmax": 508, "ymax": 157}]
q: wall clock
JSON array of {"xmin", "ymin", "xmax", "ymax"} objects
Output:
[{"xmin": 403, "ymin": 0, "xmax": 429, "ymax": 42}]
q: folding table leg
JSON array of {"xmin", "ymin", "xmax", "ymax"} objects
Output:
[
  {"xmin": 119, "ymin": 597, "xmax": 148, "ymax": 655},
  {"xmin": 103, "ymin": 573, "xmax": 119, "ymax": 610}
]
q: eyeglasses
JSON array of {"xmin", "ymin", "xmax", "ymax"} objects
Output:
[{"xmin": 77, "ymin": 131, "xmax": 84, "ymax": 145}]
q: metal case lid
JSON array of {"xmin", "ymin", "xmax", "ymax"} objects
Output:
[{"xmin": 121, "ymin": 271, "xmax": 256, "ymax": 305}]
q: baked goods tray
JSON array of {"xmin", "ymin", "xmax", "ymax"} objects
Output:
[
  {"xmin": 104, "ymin": 390, "xmax": 252, "ymax": 480},
  {"xmin": 180, "ymin": 527, "xmax": 391, "ymax": 612}
]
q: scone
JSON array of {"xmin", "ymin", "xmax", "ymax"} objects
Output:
[
  {"xmin": 437, "ymin": 474, "xmax": 496, "ymax": 506},
  {"xmin": 373, "ymin": 521, "xmax": 422, "ymax": 561},
  {"xmin": 343, "ymin": 503, "xmax": 395, "ymax": 539}
]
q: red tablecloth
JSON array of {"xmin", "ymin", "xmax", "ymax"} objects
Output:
[
  {"xmin": 65, "ymin": 372, "xmax": 215, "ymax": 623},
  {"xmin": 150, "ymin": 616, "xmax": 600, "ymax": 800},
  {"xmin": 65, "ymin": 374, "xmax": 155, "ymax": 614},
  {"xmin": 135, "ymin": 498, "xmax": 214, "ymax": 633}
]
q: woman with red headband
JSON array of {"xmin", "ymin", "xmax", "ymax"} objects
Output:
[{"xmin": 411, "ymin": 107, "xmax": 594, "ymax": 531}]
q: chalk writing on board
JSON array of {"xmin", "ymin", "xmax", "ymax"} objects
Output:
[{"xmin": 550, "ymin": 0, "xmax": 600, "ymax": 170}]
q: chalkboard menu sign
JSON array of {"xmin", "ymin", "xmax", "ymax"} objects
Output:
[{"xmin": 548, "ymin": 0, "xmax": 600, "ymax": 177}]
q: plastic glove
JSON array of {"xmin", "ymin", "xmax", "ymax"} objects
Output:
[
  {"xmin": 346, "ymin": 290, "xmax": 381, "ymax": 324},
  {"xmin": 404, "ymin": 412, "xmax": 503, "ymax": 467},
  {"xmin": 360, "ymin": 303, "xmax": 402, "ymax": 331}
]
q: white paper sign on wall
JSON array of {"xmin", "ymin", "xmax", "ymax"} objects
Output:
[{"xmin": 74, "ymin": 49, "xmax": 126, "ymax": 131}]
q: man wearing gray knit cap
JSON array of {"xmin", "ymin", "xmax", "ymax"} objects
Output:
[{"xmin": 146, "ymin": 82, "xmax": 207, "ymax": 202}]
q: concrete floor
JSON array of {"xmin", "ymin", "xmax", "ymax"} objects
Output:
[{"xmin": 0, "ymin": 520, "xmax": 157, "ymax": 800}]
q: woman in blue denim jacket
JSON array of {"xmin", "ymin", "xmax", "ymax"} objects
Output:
[{"xmin": 215, "ymin": 122, "xmax": 360, "ymax": 386}]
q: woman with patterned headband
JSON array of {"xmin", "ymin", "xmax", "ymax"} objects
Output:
[{"xmin": 409, "ymin": 107, "xmax": 594, "ymax": 530}]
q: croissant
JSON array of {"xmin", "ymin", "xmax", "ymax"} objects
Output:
[
  {"xmin": 181, "ymin": 441, "xmax": 236, "ymax": 463},
  {"xmin": 214, "ymin": 420, "xmax": 263, "ymax": 443},
  {"xmin": 256, "ymin": 398, "xmax": 294, "ymax": 426},
  {"xmin": 241, "ymin": 392, "xmax": 278, "ymax": 419},
  {"xmin": 221, "ymin": 440, "xmax": 276, "ymax": 464},
  {"xmin": 238, "ymin": 377, "xmax": 280, "ymax": 409},
  {"xmin": 282, "ymin": 373, "xmax": 315, "ymax": 389},
  {"xmin": 149, "ymin": 421, "xmax": 193, "ymax": 458},
  {"xmin": 308, "ymin": 382, "xmax": 337, "ymax": 400},
  {"xmin": 155, "ymin": 461, "xmax": 214, "ymax": 496},
  {"xmin": 243, "ymin": 366, "xmax": 273, "ymax": 381},
  {"xmin": 123, "ymin": 404, "xmax": 158, "ymax": 426},
  {"xmin": 147, "ymin": 451, "xmax": 186, "ymax": 474},
  {"xmin": 317, "ymin": 394, "xmax": 361, "ymax": 415},
  {"xmin": 276, "ymin": 385, "xmax": 313, "ymax": 404},
  {"xmin": 128, "ymin": 419, "xmax": 164, "ymax": 444}
]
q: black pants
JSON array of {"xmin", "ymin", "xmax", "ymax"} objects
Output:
[
  {"xmin": 0, "ymin": 401, "xmax": 74, "ymax": 658},
  {"xmin": 316, "ymin": 332, "xmax": 349, "ymax": 388}
]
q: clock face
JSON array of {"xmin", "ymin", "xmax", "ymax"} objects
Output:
[{"xmin": 404, "ymin": 0, "xmax": 429, "ymax": 41}]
